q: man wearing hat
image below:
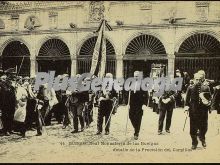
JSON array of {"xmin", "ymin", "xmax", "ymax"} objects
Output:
[
  {"xmin": 0, "ymin": 72, "xmax": 17, "ymax": 136},
  {"xmin": 184, "ymin": 72, "xmax": 211, "ymax": 150}
]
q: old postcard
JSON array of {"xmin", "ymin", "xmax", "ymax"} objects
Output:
[{"xmin": 0, "ymin": 1, "xmax": 220, "ymax": 163}]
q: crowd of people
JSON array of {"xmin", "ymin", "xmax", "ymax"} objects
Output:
[
  {"xmin": 0, "ymin": 68, "xmax": 220, "ymax": 151},
  {"xmin": 0, "ymin": 71, "xmax": 119, "ymax": 138}
]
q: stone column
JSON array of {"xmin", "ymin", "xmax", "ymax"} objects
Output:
[
  {"xmin": 116, "ymin": 56, "xmax": 123, "ymax": 78},
  {"xmin": 29, "ymin": 34, "xmax": 38, "ymax": 77},
  {"xmin": 167, "ymin": 54, "xmax": 175, "ymax": 78},
  {"xmin": 30, "ymin": 57, "xmax": 37, "ymax": 77},
  {"xmin": 71, "ymin": 57, "xmax": 77, "ymax": 77}
]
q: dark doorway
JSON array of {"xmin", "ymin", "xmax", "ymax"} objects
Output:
[
  {"xmin": 1, "ymin": 41, "xmax": 30, "ymax": 76},
  {"xmin": 37, "ymin": 39, "xmax": 71, "ymax": 76},
  {"xmin": 123, "ymin": 60, "xmax": 168, "ymax": 78},
  {"xmin": 38, "ymin": 60, "xmax": 71, "ymax": 76},
  {"xmin": 176, "ymin": 33, "xmax": 220, "ymax": 81}
]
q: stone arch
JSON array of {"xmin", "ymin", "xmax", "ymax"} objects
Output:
[
  {"xmin": 175, "ymin": 30, "xmax": 220, "ymax": 53},
  {"xmin": 77, "ymin": 34, "xmax": 117, "ymax": 76},
  {"xmin": 36, "ymin": 35, "xmax": 71, "ymax": 56},
  {"xmin": 38, "ymin": 38, "xmax": 70, "ymax": 57},
  {"xmin": 36, "ymin": 37, "xmax": 71, "ymax": 75},
  {"xmin": 123, "ymin": 31, "xmax": 168, "ymax": 55},
  {"xmin": 78, "ymin": 36, "xmax": 115, "ymax": 56},
  {"xmin": 0, "ymin": 37, "xmax": 31, "ymax": 57},
  {"xmin": 1, "ymin": 40, "xmax": 31, "ymax": 76},
  {"xmin": 76, "ymin": 33, "xmax": 117, "ymax": 56},
  {"xmin": 175, "ymin": 31, "xmax": 220, "ymax": 81},
  {"xmin": 178, "ymin": 33, "xmax": 220, "ymax": 54}
]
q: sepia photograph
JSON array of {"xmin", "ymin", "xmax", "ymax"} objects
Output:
[{"xmin": 0, "ymin": 1, "xmax": 220, "ymax": 163}]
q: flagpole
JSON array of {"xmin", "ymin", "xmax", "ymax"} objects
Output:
[
  {"xmin": 125, "ymin": 90, "xmax": 131, "ymax": 136},
  {"xmin": 99, "ymin": 19, "xmax": 106, "ymax": 78},
  {"xmin": 17, "ymin": 56, "xmax": 25, "ymax": 76}
]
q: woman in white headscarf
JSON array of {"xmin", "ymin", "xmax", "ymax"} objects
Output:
[{"xmin": 14, "ymin": 83, "xmax": 28, "ymax": 138}]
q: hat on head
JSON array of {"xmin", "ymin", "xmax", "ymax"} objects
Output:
[
  {"xmin": 62, "ymin": 74, "xmax": 69, "ymax": 78},
  {"xmin": 84, "ymin": 77, "xmax": 91, "ymax": 81},
  {"xmin": 16, "ymin": 76, "xmax": 22, "ymax": 81},
  {"xmin": 23, "ymin": 76, "xmax": 30, "ymax": 81},
  {"xmin": 7, "ymin": 74, "xmax": 17, "ymax": 81},
  {"xmin": 76, "ymin": 74, "xmax": 81, "ymax": 78},
  {"xmin": 57, "ymin": 75, "xmax": 62, "ymax": 79},
  {"xmin": 134, "ymin": 71, "xmax": 141, "ymax": 77},
  {"xmin": 91, "ymin": 75, "xmax": 97, "ymax": 79},
  {"xmin": 105, "ymin": 73, "xmax": 113, "ymax": 78}
]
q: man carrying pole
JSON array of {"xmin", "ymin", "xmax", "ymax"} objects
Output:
[{"xmin": 96, "ymin": 73, "xmax": 118, "ymax": 135}]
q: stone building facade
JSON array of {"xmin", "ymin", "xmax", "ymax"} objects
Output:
[{"xmin": 0, "ymin": 1, "xmax": 220, "ymax": 80}]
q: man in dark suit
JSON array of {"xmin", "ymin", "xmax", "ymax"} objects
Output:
[
  {"xmin": 184, "ymin": 73, "xmax": 211, "ymax": 150},
  {"xmin": 71, "ymin": 89, "xmax": 88, "ymax": 133},
  {"xmin": 158, "ymin": 90, "xmax": 177, "ymax": 135},
  {"xmin": 0, "ymin": 74, "xmax": 16, "ymax": 136},
  {"xmin": 129, "ymin": 71, "xmax": 148, "ymax": 140},
  {"xmin": 96, "ymin": 73, "xmax": 118, "ymax": 135}
]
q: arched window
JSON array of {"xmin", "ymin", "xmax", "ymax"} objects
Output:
[
  {"xmin": 78, "ymin": 36, "xmax": 116, "ymax": 76},
  {"xmin": 37, "ymin": 39, "xmax": 71, "ymax": 75},
  {"xmin": 2, "ymin": 41, "xmax": 30, "ymax": 76},
  {"xmin": 125, "ymin": 34, "xmax": 166, "ymax": 55},
  {"xmin": 176, "ymin": 33, "xmax": 220, "ymax": 81}
]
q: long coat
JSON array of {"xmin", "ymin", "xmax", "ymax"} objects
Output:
[
  {"xmin": 129, "ymin": 90, "xmax": 148, "ymax": 112},
  {"xmin": 14, "ymin": 86, "xmax": 28, "ymax": 123},
  {"xmin": 185, "ymin": 83, "xmax": 211, "ymax": 117},
  {"xmin": 158, "ymin": 90, "xmax": 177, "ymax": 111},
  {"xmin": 0, "ymin": 81, "xmax": 16, "ymax": 120}
]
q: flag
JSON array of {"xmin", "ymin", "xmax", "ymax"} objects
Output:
[
  {"xmin": 90, "ymin": 20, "xmax": 110, "ymax": 78},
  {"xmin": 99, "ymin": 20, "xmax": 107, "ymax": 78}
]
